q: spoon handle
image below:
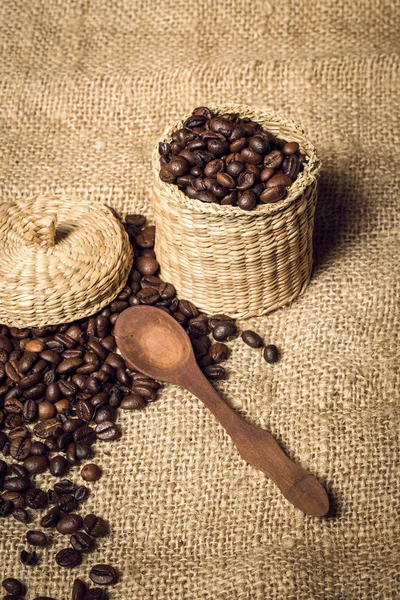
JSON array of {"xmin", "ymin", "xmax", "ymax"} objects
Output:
[{"xmin": 182, "ymin": 371, "xmax": 329, "ymax": 517}]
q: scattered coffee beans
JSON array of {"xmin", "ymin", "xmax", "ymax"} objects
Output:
[
  {"xmin": 20, "ymin": 549, "xmax": 38, "ymax": 566},
  {"xmin": 55, "ymin": 548, "xmax": 82, "ymax": 568},
  {"xmin": 263, "ymin": 344, "xmax": 279, "ymax": 364},
  {"xmin": 159, "ymin": 107, "xmax": 306, "ymax": 209}
]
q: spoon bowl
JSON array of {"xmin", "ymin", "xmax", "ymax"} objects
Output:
[{"xmin": 115, "ymin": 306, "xmax": 329, "ymax": 517}]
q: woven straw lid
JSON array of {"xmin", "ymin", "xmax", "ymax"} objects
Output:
[{"xmin": 0, "ymin": 196, "xmax": 133, "ymax": 328}]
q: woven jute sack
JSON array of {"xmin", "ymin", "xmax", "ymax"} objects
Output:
[
  {"xmin": 152, "ymin": 104, "xmax": 321, "ymax": 318},
  {"xmin": 0, "ymin": 196, "xmax": 133, "ymax": 328}
]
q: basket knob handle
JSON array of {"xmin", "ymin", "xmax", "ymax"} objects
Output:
[{"xmin": 22, "ymin": 213, "xmax": 57, "ymax": 249}]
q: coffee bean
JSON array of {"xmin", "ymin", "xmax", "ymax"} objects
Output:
[
  {"xmin": 236, "ymin": 171, "xmax": 256, "ymax": 190},
  {"xmin": 259, "ymin": 185, "xmax": 287, "ymax": 203},
  {"xmin": 10, "ymin": 436, "xmax": 32, "ymax": 461},
  {"xmin": 33, "ymin": 419, "xmax": 62, "ymax": 439},
  {"xmin": 241, "ymin": 147, "xmax": 263, "ymax": 164},
  {"xmin": 282, "ymin": 154, "xmax": 301, "ymax": 180},
  {"xmin": 13, "ymin": 508, "xmax": 31, "ymax": 523},
  {"xmin": 70, "ymin": 531, "xmax": 94, "ymax": 553},
  {"xmin": 3, "ymin": 477, "xmax": 30, "ymax": 492},
  {"xmin": 26, "ymin": 530, "xmax": 48, "ymax": 547},
  {"xmin": 38, "ymin": 400, "xmax": 57, "ymax": 420},
  {"xmin": 57, "ymin": 514, "xmax": 83, "ymax": 534},
  {"xmin": 83, "ymin": 589, "xmax": 106, "ymax": 600},
  {"xmin": 282, "ymin": 141, "xmax": 299, "ymax": 155},
  {"xmin": 58, "ymin": 494, "xmax": 78, "ymax": 513},
  {"xmin": 241, "ymin": 330, "xmax": 264, "ymax": 348},
  {"xmin": 265, "ymin": 173, "xmax": 292, "ymax": 188},
  {"xmin": 40, "ymin": 350, "xmax": 62, "ymax": 365},
  {"xmin": 19, "ymin": 351, "xmax": 38, "ymax": 373},
  {"xmin": 202, "ymin": 365, "xmax": 226, "ymax": 380},
  {"xmin": 212, "ymin": 322, "xmax": 237, "ymax": 342},
  {"xmin": 209, "ymin": 117, "xmax": 234, "ymax": 138},
  {"xmin": 263, "ymin": 150, "xmax": 283, "ymax": 169},
  {"xmin": 95, "ymin": 422, "xmax": 119, "ymax": 441},
  {"xmin": 208, "ymin": 314, "xmax": 233, "ymax": 330},
  {"xmin": 83, "ymin": 514, "xmax": 108, "ymax": 537},
  {"xmin": 2, "ymin": 578, "xmax": 24, "ymax": 595},
  {"xmin": 249, "ymin": 135, "xmax": 269, "ymax": 154},
  {"xmin": 0, "ymin": 497, "xmax": 13, "ymax": 516},
  {"xmin": 40, "ymin": 506, "xmax": 61, "ymax": 528},
  {"xmin": 260, "ymin": 167, "xmax": 275, "ymax": 182},
  {"xmin": 208, "ymin": 343, "xmax": 229, "ymax": 363},
  {"xmin": 263, "ymin": 344, "xmax": 279, "ymax": 364},
  {"xmin": 55, "ymin": 548, "xmax": 82, "ymax": 568},
  {"xmin": 238, "ymin": 190, "xmax": 256, "ymax": 210},
  {"xmin": 73, "ymin": 425, "xmax": 96, "ymax": 446},
  {"xmin": 120, "ymin": 395, "xmax": 146, "ymax": 410},
  {"xmin": 0, "ymin": 335, "xmax": 13, "ymax": 353},
  {"xmin": 89, "ymin": 564, "xmax": 118, "ymax": 586},
  {"xmin": 49, "ymin": 455, "xmax": 69, "ymax": 477},
  {"xmin": 76, "ymin": 400, "xmax": 94, "ymax": 423},
  {"xmin": 20, "ymin": 549, "xmax": 37, "ymax": 566},
  {"xmin": 74, "ymin": 485, "xmax": 89, "ymax": 503},
  {"xmin": 26, "ymin": 488, "xmax": 48, "ymax": 509},
  {"xmin": 4, "ymin": 397, "xmax": 23, "ymax": 414},
  {"xmin": 23, "ymin": 456, "xmax": 49, "ymax": 475},
  {"xmin": 94, "ymin": 406, "xmax": 117, "ymax": 423},
  {"xmin": 30, "ymin": 441, "xmax": 47, "ymax": 456},
  {"xmin": 72, "ymin": 578, "xmax": 87, "ymax": 600},
  {"xmin": 81, "ymin": 463, "xmax": 102, "ymax": 482}
]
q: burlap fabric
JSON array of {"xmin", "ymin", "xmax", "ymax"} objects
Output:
[{"xmin": 1, "ymin": 1, "xmax": 399, "ymax": 599}]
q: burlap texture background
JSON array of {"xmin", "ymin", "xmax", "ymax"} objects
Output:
[{"xmin": 1, "ymin": 1, "xmax": 399, "ymax": 598}]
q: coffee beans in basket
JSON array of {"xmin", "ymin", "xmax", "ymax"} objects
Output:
[{"xmin": 159, "ymin": 106, "xmax": 306, "ymax": 209}]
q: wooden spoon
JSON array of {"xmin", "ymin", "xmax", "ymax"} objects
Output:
[{"xmin": 115, "ymin": 305, "xmax": 329, "ymax": 517}]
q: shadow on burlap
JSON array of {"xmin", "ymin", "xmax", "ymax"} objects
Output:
[{"xmin": 0, "ymin": 1, "xmax": 399, "ymax": 598}]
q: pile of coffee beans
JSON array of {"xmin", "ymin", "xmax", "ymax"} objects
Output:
[
  {"xmin": 1, "ymin": 211, "xmax": 279, "ymax": 598},
  {"xmin": 159, "ymin": 106, "xmax": 306, "ymax": 210}
]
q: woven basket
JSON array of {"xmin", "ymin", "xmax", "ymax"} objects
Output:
[
  {"xmin": 152, "ymin": 104, "xmax": 321, "ymax": 318},
  {"xmin": 0, "ymin": 196, "xmax": 133, "ymax": 328}
]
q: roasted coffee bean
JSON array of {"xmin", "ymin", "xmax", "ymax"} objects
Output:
[
  {"xmin": 8, "ymin": 464, "xmax": 29, "ymax": 478},
  {"xmin": 212, "ymin": 321, "xmax": 237, "ymax": 341},
  {"xmin": 90, "ymin": 564, "xmax": 118, "ymax": 586},
  {"xmin": 48, "ymin": 489, "xmax": 59, "ymax": 504},
  {"xmin": 0, "ymin": 335, "xmax": 13, "ymax": 353},
  {"xmin": 263, "ymin": 150, "xmax": 283, "ymax": 169},
  {"xmin": 208, "ymin": 314, "xmax": 233, "ymax": 330},
  {"xmin": 57, "ymin": 513, "xmax": 83, "ymax": 534},
  {"xmin": 31, "ymin": 359, "xmax": 47, "ymax": 373},
  {"xmin": 23, "ymin": 383, "xmax": 46, "ymax": 400},
  {"xmin": 241, "ymin": 147, "xmax": 263, "ymax": 164},
  {"xmin": 196, "ymin": 190, "xmax": 217, "ymax": 203},
  {"xmin": 265, "ymin": 173, "xmax": 292, "ymax": 188},
  {"xmin": 58, "ymin": 494, "xmax": 78, "ymax": 513},
  {"xmin": 135, "ymin": 257, "xmax": 159, "ymax": 276},
  {"xmin": 282, "ymin": 141, "xmax": 299, "ymax": 155},
  {"xmin": 38, "ymin": 401, "xmax": 56, "ymax": 421},
  {"xmin": 208, "ymin": 343, "xmax": 229, "ymax": 363},
  {"xmin": 238, "ymin": 189, "xmax": 256, "ymax": 210},
  {"xmin": 72, "ymin": 578, "xmax": 87, "ymax": 600},
  {"xmin": 0, "ymin": 497, "xmax": 13, "ymax": 516},
  {"xmin": 70, "ymin": 531, "xmax": 94, "ymax": 554},
  {"xmin": 259, "ymin": 185, "xmax": 287, "ymax": 203},
  {"xmin": 74, "ymin": 485, "xmax": 89, "ymax": 503},
  {"xmin": 83, "ymin": 514, "xmax": 108, "ymax": 537},
  {"xmin": 19, "ymin": 372, "xmax": 41, "ymax": 390},
  {"xmin": 49, "ymin": 455, "xmax": 69, "ymax": 477},
  {"xmin": 94, "ymin": 406, "xmax": 116, "ymax": 423},
  {"xmin": 120, "ymin": 395, "xmax": 146, "ymax": 410},
  {"xmin": 202, "ymin": 365, "xmax": 226, "ymax": 380},
  {"xmin": 236, "ymin": 171, "xmax": 256, "ymax": 190},
  {"xmin": 263, "ymin": 344, "xmax": 279, "ymax": 364},
  {"xmin": 241, "ymin": 330, "xmax": 264, "ymax": 348},
  {"xmin": 55, "ymin": 548, "xmax": 82, "ymax": 568},
  {"xmin": 30, "ymin": 441, "xmax": 48, "ymax": 456},
  {"xmin": 81, "ymin": 464, "xmax": 101, "ymax": 482},
  {"xmin": 1, "ymin": 578, "xmax": 24, "ymax": 595},
  {"xmin": 3, "ymin": 477, "xmax": 30, "ymax": 492},
  {"xmin": 19, "ymin": 351, "xmax": 38, "ymax": 373},
  {"xmin": 4, "ymin": 397, "xmax": 23, "ymax": 414},
  {"xmin": 260, "ymin": 167, "xmax": 275, "ymax": 182},
  {"xmin": 197, "ymin": 355, "xmax": 212, "ymax": 368},
  {"xmin": 95, "ymin": 422, "xmax": 119, "ymax": 441},
  {"xmin": 75, "ymin": 443, "xmax": 93, "ymax": 462},
  {"xmin": 282, "ymin": 154, "xmax": 301, "ymax": 180},
  {"xmin": 249, "ymin": 135, "xmax": 269, "ymax": 154},
  {"xmin": 40, "ymin": 506, "xmax": 61, "ymax": 528},
  {"xmin": 2, "ymin": 490, "xmax": 25, "ymax": 508},
  {"xmin": 26, "ymin": 529, "xmax": 48, "ymax": 547},
  {"xmin": 10, "ymin": 436, "xmax": 31, "ymax": 461},
  {"xmin": 57, "ymin": 358, "xmax": 83, "ymax": 376},
  {"xmin": 73, "ymin": 425, "xmax": 96, "ymax": 446},
  {"xmin": 63, "ymin": 419, "xmax": 84, "ymax": 434},
  {"xmin": 83, "ymin": 589, "xmax": 106, "ymax": 600},
  {"xmin": 34, "ymin": 419, "xmax": 62, "ymax": 439},
  {"xmin": 44, "ymin": 382, "xmax": 61, "ymax": 403},
  {"xmin": 76, "ymin": 400, "xmax": 94, "ymax": 423},
  {"xmin": 40, "ymin": 350, "xmax": 62, "ymax": 365},
  {"xmin": 45, "ymin": 437, "xmax": 59, "ymax": 453},
  {"xmin": 20, "ymin": 549, "xmax": 37, "ymax": 566},
  {"xmin": 25, "ymin": 488, "xmax": 48, "ymax": 509},
  {"xmin": 187, "ymin": 315, "xmax": 209, "ymax": 338},
  {"xmin": 13, "ymin": 507, "xmax": 31, "ymax": 523}
]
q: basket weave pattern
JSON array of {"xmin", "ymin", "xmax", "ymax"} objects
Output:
[
  {"xmin": 152, "ymin": 104, "xmax": 321, "ymax": 318},
  {"xmin": 0, "ymin": 196, "xmax": 133, "ymax": 328}
]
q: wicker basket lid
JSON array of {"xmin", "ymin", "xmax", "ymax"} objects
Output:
[{"xmin": 0, "ymin": 196, "xmax": 133, "ymax": 328}]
